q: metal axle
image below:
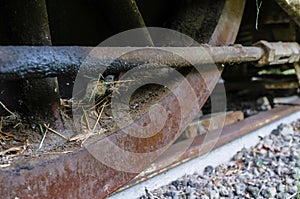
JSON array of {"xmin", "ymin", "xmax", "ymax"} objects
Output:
[{"xmin": 0, "ymin": 41, "xmax": 299, "ymax": 80}]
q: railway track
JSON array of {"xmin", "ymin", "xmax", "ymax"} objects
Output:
[
  {"xmin": 0, "ymin": 41, "xmax": 299, "ymax": 198},
  {"xmin": 109, "ymin": 99, "xmax": 300, "ymax": 198},
  {"xmin": 0, "ymin": 0, "xmax": 300, "ymax": 198}
]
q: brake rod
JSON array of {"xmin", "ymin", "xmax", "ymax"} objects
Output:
[{"xmin": 0, "ymin": 41, "xmax": 299, "ymax": 80}]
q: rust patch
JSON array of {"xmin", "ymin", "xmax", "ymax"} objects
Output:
[{"xmin": 0, "ymin": 0, "xmax": 245, "ymax": 198}]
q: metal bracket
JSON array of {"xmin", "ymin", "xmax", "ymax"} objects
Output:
[{"xmin": 254, "ymin": 40, "xmax": 300, "ymax": 66}]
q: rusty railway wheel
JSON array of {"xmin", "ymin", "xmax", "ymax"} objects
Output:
[{"xmin": 0, "ymin": 0, "xmax": 245, "ymax": 198}]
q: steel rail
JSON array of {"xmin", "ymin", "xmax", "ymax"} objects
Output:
[{"xmin": 113, "ymin": 99, "xmax": 300, "ymax": 196}]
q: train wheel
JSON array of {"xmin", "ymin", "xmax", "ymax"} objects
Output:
[{"xmin": 0, "ymin": 1, "xmax": 246, "ymax": 198}]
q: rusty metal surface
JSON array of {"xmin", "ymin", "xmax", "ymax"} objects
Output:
[
  {"xmin": 0, "ymin": 62, "xmax": 218, "ymax": 199},
  {"xmin": 0, "ymin": 149, "xmax": 133, "ymax": 198},
  {"xmin": 254, "ymin": 40, "xmax": 300, "ymax": 66},
  {"xmin": 120, "ymin": 100, "xmax": 300, "ymax": 191},
  {"xmin": 0, "ymin": 45, "xmax": 264, "ymax": 80},
  {"xmin": 209, "ymin": 0, "xmax": 246, "ymax": 45},
  {"xmin": 188, "ymin": 100, "xmax": 300, "ymax": 160},
  {"xmin": 0, "ymin": 0, "xmax": 245, "ymax": 198}
]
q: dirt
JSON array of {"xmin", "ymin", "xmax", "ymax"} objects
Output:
[
  {"xmin": 0, "ymin": 68, "xmax": 179, "ymax": 167},
  {"xmin": 0, "ymin": 114, "xmax": 70, "ymax": 167}
]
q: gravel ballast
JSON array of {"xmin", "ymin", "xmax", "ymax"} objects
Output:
[{"xmin": 140, "ymin": 121, "xmax": 300, "ymax": 199}]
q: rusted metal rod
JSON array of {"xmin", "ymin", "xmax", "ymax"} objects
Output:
[
  {"xmin": 0, "ymin": 41, "xmax": 299, "ymax": 80},
  {"xmin": 0, "ymin": 46, "xmax": 262, "ymax": 80}
]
